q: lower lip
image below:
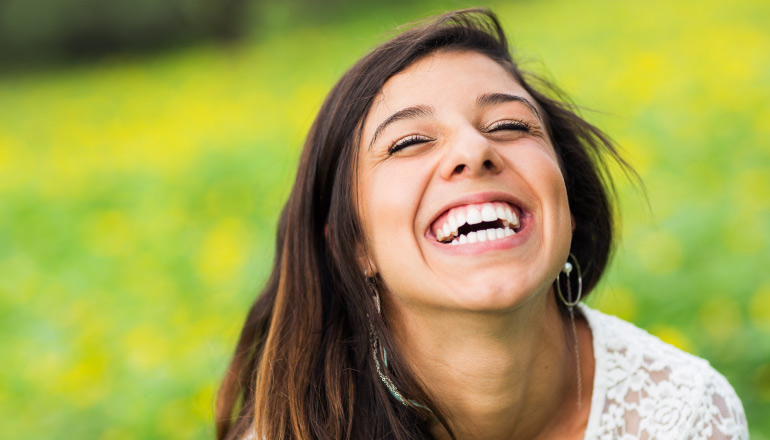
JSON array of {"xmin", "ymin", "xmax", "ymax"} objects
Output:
[{"xmin": 426, "ymin": 214, "xmax": 533, "ymax": 255}]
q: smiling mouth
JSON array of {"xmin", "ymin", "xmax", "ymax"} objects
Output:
[{"xmin": 432, "ymin": 202, "xmax": 522, "ymax": 245}]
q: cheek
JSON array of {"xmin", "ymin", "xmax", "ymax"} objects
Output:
[
  {"xmin": 506, "ymin": 143, "xmax": 567, "ymax": 201},
  {"xmin": 360, "ymin": 163, "xmax": 425, "ymax": 258},
  {"xmin": 514, "ymin": 145, "xmax": 572, "ymax": 237},
  {"xmin": 540, "ymin": 157, "xmax": 571, "ymax": 222},
  {"xmin": 541, "ymin": 157, "xmax": 573, "ymax": 252}
]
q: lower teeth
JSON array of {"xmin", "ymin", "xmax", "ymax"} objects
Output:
[{"xmin": 449, "ymin": 226, "xmax": 515, "ymax": 245}]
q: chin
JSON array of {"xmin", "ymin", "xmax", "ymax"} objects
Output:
[{"xmin": 443, "ymin": 279, "xmax": 547, "ymax": 313}]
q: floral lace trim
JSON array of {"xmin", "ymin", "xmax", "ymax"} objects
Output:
[{"xmin": 581, "ymin": 304, "xmax": 748, "ymax": 440}]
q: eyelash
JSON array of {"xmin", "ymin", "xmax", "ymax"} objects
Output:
[
  {"xmin": 485, "ymin": 119, "xmax": 531, "ymax": 133},
  {"xmin": 387, "ymin": 120, "xmax": 532, "ymax": 155},
  {"xmin": 389, "ymin": 134, "xmax": 432, "ymax": 154}
]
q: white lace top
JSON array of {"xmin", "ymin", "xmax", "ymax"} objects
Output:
[{"xmin": 580, "ymin": 304, "xmax": 748, "ymax": 439}]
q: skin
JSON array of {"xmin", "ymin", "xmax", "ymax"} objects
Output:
[{"xmin": 357, "ymin": 50, "xmax": 594, "ymax": 439}]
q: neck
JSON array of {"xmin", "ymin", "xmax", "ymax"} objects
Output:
[{"xmin": 389, "ymin": 290, "xmax": 593, "ymax": 440}]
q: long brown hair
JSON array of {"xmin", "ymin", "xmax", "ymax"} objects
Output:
[{"xmin": 216, "ymin": 8, "xmax": 632, "ymax": 439}]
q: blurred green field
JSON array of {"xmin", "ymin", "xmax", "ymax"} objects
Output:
[{"xmin": 1, "ymin": 0, "xmax": 769, "ymax": 438}]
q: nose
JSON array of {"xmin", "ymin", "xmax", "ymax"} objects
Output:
[{"xmin": 438, "ymin": 129, "xmax": 504, "ymax": 180}]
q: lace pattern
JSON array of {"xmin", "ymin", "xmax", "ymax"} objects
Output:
[{"xmin": 581, "ymin": 304, "xmax": 748, "ymax": 439}]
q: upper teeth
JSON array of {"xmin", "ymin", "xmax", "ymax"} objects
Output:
[{"xmin": 434, "ymin": 202, "xmax": 520, "ymax": 244}]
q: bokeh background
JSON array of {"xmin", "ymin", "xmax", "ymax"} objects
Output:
[{"xmin": 1, "ymin": 0, "xmax": 768, "ymax": 438}]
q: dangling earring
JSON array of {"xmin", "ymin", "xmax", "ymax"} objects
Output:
[
  {"xmin": 556, "ymin": 252, "xmax": 584, "ymax": 410},
  {"xmin": 364, "ymin": 272, "xmax": 435, "ymax": 418},
  {"xmin": 364, "ymin": 269, "xmax": 405, "ymax": 404}
]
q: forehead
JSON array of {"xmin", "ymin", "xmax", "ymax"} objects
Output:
[{"xmin": 363, "ymin": 50, "xmax": 534, "ymax": 134}]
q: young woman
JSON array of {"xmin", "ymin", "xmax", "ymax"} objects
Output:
[{"xmin": 216, "ymin": 9, "xmax": 747, "ymax": 440}]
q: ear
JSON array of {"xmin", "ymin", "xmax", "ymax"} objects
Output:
[
  {"xmin": 355, "ymin": 241, "xmax": 378, "ymax": 278},
  {"xmin": 358, "ymin": 252, "xmax": 378, "ymax": 278},
  {"xmin": 571, "ymin": 213, "xmax": 576, "ymax": 232},
  {"xmin": 327, "ymin": 223, "xmax": 378, "ymax": 277}
]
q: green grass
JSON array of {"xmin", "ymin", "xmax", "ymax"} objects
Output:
[{"xmin": 1, "ymin": 0, "xmax": 769, "ymax": 438}]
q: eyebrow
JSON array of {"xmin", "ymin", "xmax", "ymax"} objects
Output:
[
  {"xmin": 368, "ymin": 93, "xmax": 541, "ymax": 148},
  {"xmin": 476, "ymin": 93, "xmax": 542, "ymax": 122},
  {"xmin": 369, "ymin": 105, "xmax": 435, "ymax": 147}
]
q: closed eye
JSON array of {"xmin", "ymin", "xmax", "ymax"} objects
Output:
[
  {"xmin": 485, "ymin": 119, "xmax": 531, "ymax": 133},
  {"xmin": 389, "ymin": 134, "xmax": 432, "ymax": 154}
]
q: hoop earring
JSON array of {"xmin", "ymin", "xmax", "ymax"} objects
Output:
[
  {"xmin": 555, "ymin": 252, "xmax": 584, "ymax": 410},
  {"xmin": 556, "ymin": 253, "xmax": 582, "ymax": 307}
]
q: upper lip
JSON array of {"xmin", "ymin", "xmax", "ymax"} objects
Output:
[{"xmin": 426, "ymin": 190, "xmax": 530, "ymax": 237}]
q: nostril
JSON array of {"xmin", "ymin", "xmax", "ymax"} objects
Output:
[
  {"xmin": 452, "ymin": 164, "xmax": 466, "ymax": 175},
  {"xmin": 483, "ymin": 159, "xmax": 495, "ymax": 170}
]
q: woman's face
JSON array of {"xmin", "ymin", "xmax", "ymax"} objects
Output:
[{"xmin": 357, "ymin": 50, "xmax": 572, "ymax": 313}]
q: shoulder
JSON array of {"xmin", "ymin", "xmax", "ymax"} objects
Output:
[{"xmin": 580, "ymin": 304, "xmax": 749, "ymax": 440}]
